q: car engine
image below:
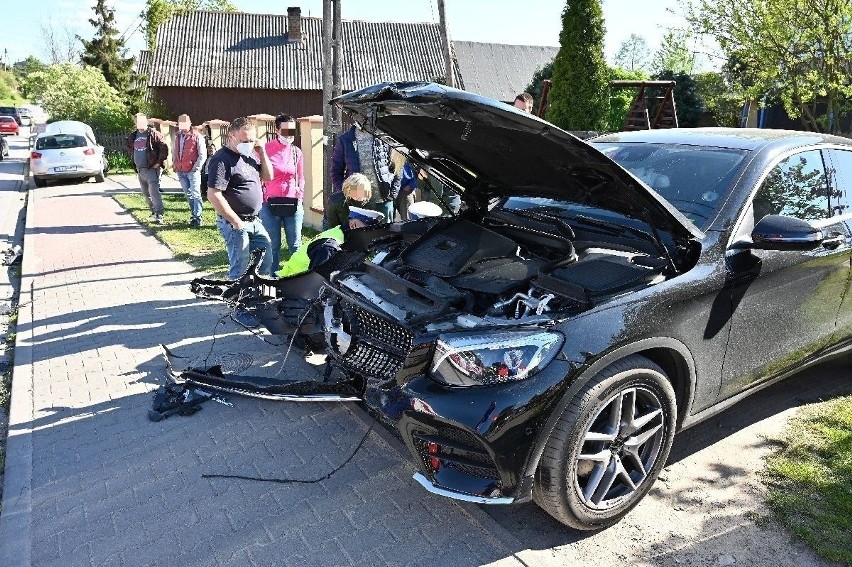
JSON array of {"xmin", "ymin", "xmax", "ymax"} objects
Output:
[{"xmin": 325, "ymin": 215, "xmax": 671, "ymax": 335}]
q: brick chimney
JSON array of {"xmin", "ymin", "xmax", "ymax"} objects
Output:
[{"xmin": 287, "ymin": 7, "xmax": 302, "ymax": 42}]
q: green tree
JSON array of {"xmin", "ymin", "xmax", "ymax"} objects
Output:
[
  {"xmin": 652, "ymin": 30, "xmax": 695, "ymax": 75},
  {"xmin": 614, "ymin": 34, "xmax": 651, "ymax": 73},
  {"xmin": 13, "ymin": 56, "xmax": 47, "ymax": 84},
  {"xmin": 80, "ymin": 0, "xmax": 136, "ymax": 96},
  {"xmin": 143, "ymin": 0, "xmax": 238, "ymax": 50},
  {"xmin": 695, "ymin": 71, "xmax": 743, "ymax": 127},
  {"xmin": 22, "ymin": 63, "xmax": 131, "ymax": 132},
  {"xmin": 546, "ymin": 0, "xmax": 609, "ymax": 131},
  {"xmin": 688, "ymin": 0, "xmax": 852, "ymax": 133},
  {"xmin": 0, "ymin": 71, "xmax": 23, "ymax": 104}
]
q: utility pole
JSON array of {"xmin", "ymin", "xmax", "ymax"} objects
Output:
[
  {"xmin": 332, "ymin": 1, "xmax": 342, "ymax": 120},
  {"xmin": 437, "ymin": 0, "xmax": 454, "ymax": 87},
  {"xmin": 322, "ymin": 0, "xmax": 343, "ymax": 218}
]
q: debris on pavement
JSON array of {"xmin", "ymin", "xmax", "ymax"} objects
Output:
[
  {"xmin": 161, "ymin": 344, "xmax": 362, "ymax": 402},
  {"xmin": 2, "ymin": 244, "xmax": 21, "ymax": 266}
]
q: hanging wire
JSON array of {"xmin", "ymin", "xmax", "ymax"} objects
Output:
[{"xmin": 202, "ymin": 416, "xmax": 374, "ymax": 485}]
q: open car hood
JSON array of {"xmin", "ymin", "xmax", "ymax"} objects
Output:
[{"xmin": 332, "ymin": 82, "xmax": 702, "ymax": 240}]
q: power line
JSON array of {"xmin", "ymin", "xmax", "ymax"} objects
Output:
[{"xmin": 119, "ymin": 13, "xmax": 143, "ymax": 43}]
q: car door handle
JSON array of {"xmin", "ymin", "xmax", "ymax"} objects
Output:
[{"xmin": 822, "ymin": 234, "xmax": 846, "ymax": 250}]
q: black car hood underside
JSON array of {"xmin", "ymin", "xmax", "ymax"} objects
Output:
[{"xmin": 332, "ymin": 82, "xmax": 701, "ymax": 240}]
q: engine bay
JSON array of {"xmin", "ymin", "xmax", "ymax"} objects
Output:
[{"xmin": 330, "ymin": 211, "xmax": 683, "ymax": 331}]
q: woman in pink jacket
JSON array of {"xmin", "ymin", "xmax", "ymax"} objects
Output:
[{"xmin": 259, "ymin": 114, "xmax": 305, "ymax": 276}]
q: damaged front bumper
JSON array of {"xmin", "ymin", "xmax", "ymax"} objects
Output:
[
  {"xmin": 162, "ymin": 345, "xmax": 362, "ymax": 402},
  {"xmin": 183, "ymin": 247, "xmax": 561, "ymax": 505}
]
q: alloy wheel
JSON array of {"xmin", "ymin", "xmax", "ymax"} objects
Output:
[{"xmin": 573, "ymin": 386, "xmax": 665, "ymax": 509}]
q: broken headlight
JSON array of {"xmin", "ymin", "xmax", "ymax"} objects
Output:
[{"xmin": 431, "ymin": 331, "xmax": 563, "ymax": 387}]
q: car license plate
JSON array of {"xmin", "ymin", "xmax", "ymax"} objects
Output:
[{"xmin": 54, "ymin": 166, "xmax": 77, "ymax": 172}]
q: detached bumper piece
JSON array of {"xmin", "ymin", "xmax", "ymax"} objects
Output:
[{"xmin": 162, "ymin": 345, "xmax": 362, "ymax": 402}]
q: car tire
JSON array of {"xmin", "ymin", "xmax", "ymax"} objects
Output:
[
  {"xmin": 33, "ymin": 176, "xmax": 47, "ymax": 188},
  {"xmin": 533, "ymin": 355, "xmax": 677, "ymax": 531},
  {"xmin": 94, "ymin": 170, "xmax": 105, "ymax": 183}
]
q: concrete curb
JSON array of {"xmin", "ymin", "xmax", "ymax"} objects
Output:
[{"xmin": 0, "ymin": 167, "xmax": 35, "ymax": 567}]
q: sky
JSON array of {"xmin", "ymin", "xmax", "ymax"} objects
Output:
[{"xmin": 0, "ymin": 0, "xmax": 706, "ymax": 69}]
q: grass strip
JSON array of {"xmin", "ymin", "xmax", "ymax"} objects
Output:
[{"xmin": 762, "ymin": 395, "xmax": 852, "ymax": 565}]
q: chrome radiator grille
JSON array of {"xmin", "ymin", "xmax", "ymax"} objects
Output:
[{"xmin": 324, "ymin": 292, "xmax": 414, "ymax": 381}]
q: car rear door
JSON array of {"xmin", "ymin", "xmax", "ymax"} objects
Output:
[{"xmin": 720, "ymin": 148, "xmax": 852, "ymax": 398}]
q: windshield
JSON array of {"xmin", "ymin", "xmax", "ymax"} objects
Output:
[
  {"xmin": 36, "ymin": 134, "xmax": 87, "ymax": 150},
  {"xmin": 591, "ymin": 142, "xmax": 748, "ymax": 230}
]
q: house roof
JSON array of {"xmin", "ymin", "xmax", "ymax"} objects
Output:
[
  {"xmin": 136, "ymin": 50, "xmax": 152, "ymax": 77},
  {"xmin": 148, "ymin": 11, "xmax": 461, "ymax": 90},
  {"xmin": 452, "ymin": 41, "xmax": 557, "ymax": 102}
]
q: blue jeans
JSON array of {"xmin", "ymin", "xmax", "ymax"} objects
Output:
[
  {"xmin": 176, "ymin": 170, "xmax": 203, "ymax": 221},
  {"xmin": 216, "ymin": 216, "xmax": 272, "ymax": 280},
  {"xmin": 259, "ymin": 200, "xmax": 304, "ymax": 276},
  {"xmin": 372, "ymin": 200, "xmax": 394, "ymax": 223}
]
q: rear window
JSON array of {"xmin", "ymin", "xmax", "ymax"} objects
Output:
[
  {"xmin": 36, "ymin": 135, "xmax": 88, "ymax": 150},
  {"xmin": 0, "ymin": 116, "xmax": 15, "ymax": 123},
  {"xmin": 0, "ymin": 107, "xmax": 16, "ymax": 114}
]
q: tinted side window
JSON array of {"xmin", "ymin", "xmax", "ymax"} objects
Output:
[
  {"xmin": 753, "ymin": 150, "xmax": 829, "ymax": 222},
  {"xmin": 826, "ymin": 149, "xmax": 852, "ymax": 217}
]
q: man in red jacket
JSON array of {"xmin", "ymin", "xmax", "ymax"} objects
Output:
[{"xmin": 173, "ymin": 114, "xmax": 207, "ymax": 227}]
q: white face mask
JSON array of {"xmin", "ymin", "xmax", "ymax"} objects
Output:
[
  {"xmin": 236, "ymin": 142, "xmax": 256, "ymax": 157},
  {"xmin": 278, "ymin": 135, "xmax": 294, "ymax": 144}
]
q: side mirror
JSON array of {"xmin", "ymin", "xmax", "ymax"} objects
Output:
[{"xmin": 751, "ymin": 214, "xmax": 824, "ymax": 251}]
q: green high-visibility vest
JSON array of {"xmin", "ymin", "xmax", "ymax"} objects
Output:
[{"xmin": 276, "ymin": 225, "xmax": 345, "ymax": 277}]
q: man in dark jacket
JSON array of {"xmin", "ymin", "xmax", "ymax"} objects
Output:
[
  {"xmin": 125, "ymin": 113, "xmax": 169, "ymax": 223},
  {"xmin": 329, "ymin": 124, "xmax": 399, "ymax": 224}
]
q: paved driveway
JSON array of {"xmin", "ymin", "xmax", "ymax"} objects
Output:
[{"xmin": 0, "ymin": 144, "xmax": 846, "ymax": 566}]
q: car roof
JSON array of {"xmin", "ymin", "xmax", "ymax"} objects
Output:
[
  {"xmin": 591, "ymin": 128, "xmax": 852, "ymax": 152},
  {"xmin": 44, "ymin": 120, "xmax": 95, "ymax": 135}
]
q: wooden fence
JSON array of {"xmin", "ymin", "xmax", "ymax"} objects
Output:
[{"xmin": 95, "ymin": 132, "xmax": 128, "ymax": 155}]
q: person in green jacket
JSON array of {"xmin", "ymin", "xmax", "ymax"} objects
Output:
[{"xmin": 276, "ymin": 224, "xmax": 346, "ymax": 277}]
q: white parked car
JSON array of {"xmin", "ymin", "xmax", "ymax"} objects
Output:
[{"xmin": 30, "ymin": 121, "xmax": 107, "ymax": 187}]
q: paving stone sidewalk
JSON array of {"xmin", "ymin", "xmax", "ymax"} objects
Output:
[{"xmin": 0, "ymin": 177, "xmax": 528, "ymax": 567}]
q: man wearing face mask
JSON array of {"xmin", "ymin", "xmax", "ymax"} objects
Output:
[
  {"xmin": 172, "ymin": 114, "xmax": 207, "ymax": 227},
  {"xmin": 125, "ymin": 113, "xmax": 168, "ymax": 223},
  {"xmin": 206, "ymin": 117, "xmax": 274, "ymax": 283},
  {"xmin": 259, "ymin": 114, "xmax": 305, "ymax": 276}
]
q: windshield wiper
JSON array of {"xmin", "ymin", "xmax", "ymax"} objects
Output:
[{"xmin": 507, "ymin": 207, "xmax": 576, "ymax": 239}]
